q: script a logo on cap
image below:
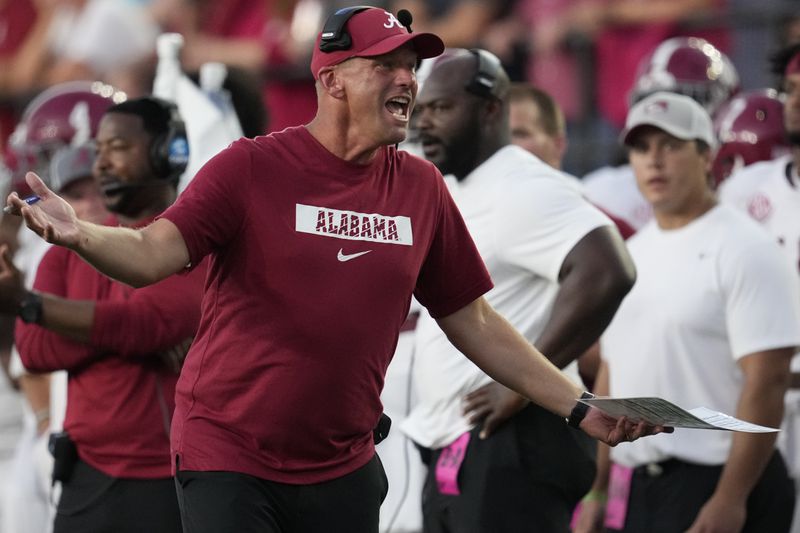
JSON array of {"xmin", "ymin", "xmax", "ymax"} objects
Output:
[
  {"xmin": 383, "ymin": 12, "xmax": 404, "ymax": 29},
  {"xmin": 645, "ymin": 100, "xmax": 669, "ymax": 115}
]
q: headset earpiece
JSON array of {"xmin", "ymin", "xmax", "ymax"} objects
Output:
[
  {"xmin": 147, "ymin": 98, "xmax": 188, "ymax": 181},
  {"xmin": 464, "ymin": 49, "xmax": 504, "ymax": 100},
  {"xmin": 319, "ymin": 6, "xmax": 372, "ymax": 53}
]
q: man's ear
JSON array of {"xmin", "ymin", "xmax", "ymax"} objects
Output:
[
  {"xmin": 318, "ymin": 67, "xmax": 345, "ymax": 99},
  {"xmin": 483, "ymin": 98, "xmax": 502, "ymax": 120}
]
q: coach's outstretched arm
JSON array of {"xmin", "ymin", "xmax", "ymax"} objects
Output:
[
  {"xmin": 6, "ymin": 172, "xmax": 188, "ymax": 287},
  {"xmin": 437, "ymin": 296, "xmax": 672, "ymax": 446}
]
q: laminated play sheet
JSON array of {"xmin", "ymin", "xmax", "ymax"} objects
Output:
[{"xmin": 579, "ymin": 397, "xmax": 779, "ymax": 432}]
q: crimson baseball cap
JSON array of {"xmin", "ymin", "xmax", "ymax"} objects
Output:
[
  {"xmin": 621, "ymin": 91, "xmax": 717, "ymax": 149},
  {"xmin": 310, "ymin": 7, "xmax": 444, "ymax": 80}
]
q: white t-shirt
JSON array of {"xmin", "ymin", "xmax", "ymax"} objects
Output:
[
  {"xmin": 582, "ymin": 164, "xmax": 653, "ymax": 230},
  {"xmin": 401, "ymin": 145, "xmax": 612, "ymax": 449},
  {"xmin": 603, "ymin": 205, "xmax": 800, "ymax": 467}
]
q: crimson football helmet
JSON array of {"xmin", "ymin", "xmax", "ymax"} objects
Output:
[
  {"xmin": 630, "ymin": 37, "xmax": 740, "ymax": 116},
  {"xmin": 711, "ymin": 88, "xmax": 789, "ymax": 187},
  {"xmin": 5, "ymin": 81, "xmax": 126, "ymax": 195}
]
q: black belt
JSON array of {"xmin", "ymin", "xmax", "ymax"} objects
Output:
[{"xmin": 633, "ymin": 458, "xmax": 719, "ymax": 478}]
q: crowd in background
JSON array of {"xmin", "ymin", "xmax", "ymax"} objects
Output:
[
  {"xmin": 1, "ymin": 1, "xmax": 800, "ymax": 533},
  {"xmin": 0, "ymin": 0, "xmax": 796, "ymax": 158}
]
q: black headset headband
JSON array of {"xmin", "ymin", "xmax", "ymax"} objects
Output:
[
  {"xmin": 464, "ymin": 49, "xmax": 505, "ymax": 100},
  {"xmin": 319, "ymin": 6, "xmax": 372, "ymax": 53}
]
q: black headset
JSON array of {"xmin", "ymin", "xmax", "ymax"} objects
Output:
[
  {"xmin": 147, "ymin": 97, "xmax": 189, "ymax": 181},
  {"xmin": 464, "ymin": 49, "xmax": 505, "ymax": 100},
  {"xmin": 319, "ymin": 6, "xmax": 414, "ymax": 53},
  {"xmin": 319, "ymin": 6, "xmax": 372, "ymax": 53}
]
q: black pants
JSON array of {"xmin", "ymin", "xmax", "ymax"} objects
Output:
[
  {"xmin": 53, "ymin": 459, "xmax": 181, "ymax": 533},
  {"xmin": 420, "ymin": 403, "xmax": 597, "ymax": 533},
  {"xmin": 614, "ymin": 451, "xmax": 795, "ymax": 533},
  {"xmin": 174, "ymin": 454, "xmax": 388, "ymax": 533}
]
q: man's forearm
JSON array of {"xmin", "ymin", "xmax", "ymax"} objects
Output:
[
  {"xmin": 714, "ymin": 425, "xmax": 779, "ymax": 505},
  {"xmin": 38, "ymin": 294, "xmax": 94, "ymax": 342},
  {"xmin": 72, "ymin": 221, "xmax": 177, "ymax": 288},
  {"xmin": 714, "ymin": 351, "xmax": 791, "ymax": 504},
  {"xmin": 53, "ymin": 215, "xmax": 191, "ymax": 289}
]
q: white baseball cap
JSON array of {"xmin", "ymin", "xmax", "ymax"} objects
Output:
[
  {"xmin": 48, "ymin": 144, "xmax": 94, "ymax": 193},
  {"xmin": 621, "ymin": 91, "xmax": 717, "ymax": 149}
]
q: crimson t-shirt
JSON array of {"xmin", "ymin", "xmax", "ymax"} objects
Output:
[{"xmin": 162, "ymin": 126, "xmax": 492, "ymax": 483}]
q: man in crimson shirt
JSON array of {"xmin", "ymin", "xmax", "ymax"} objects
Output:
[
  {"xmin": 6, "ymin": 6, "xmax": 669, "ymax": 533},
  {"xmin": 0, "ymin": 97, "xmax": 203, "ymax": 533}
]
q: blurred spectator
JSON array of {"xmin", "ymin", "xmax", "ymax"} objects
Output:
[
  {"xmin": 389, "ymin": 0, "xmax": 510, "ymax": 49},
  {"xmin": 536, "ymin": 0, "xmax": 730, "ymax": 128},
  {"xmin": 0, "ymin": 0, "xmax": 44, "ymax": 149},
  {"xmin": 485, "ymin": 0, "xmax": 587, "ymax": 122},
  {"xmin": 30, "ymin": 0, "xmax": 157, "ymax": 96},
  {"xmin": 780, "ymin": 13, "xmax": 800, "ymax": 48},
  {"xmin": 486, "ymin": 0, "xmax": 731, "ymax": 175},
  {"xmin": 508, "ymin": 82, "xmax": 567, "ymax": 170}
]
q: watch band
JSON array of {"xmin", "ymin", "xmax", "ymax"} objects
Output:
[
  {"xmin": 18, "ymin": 292, "xmax": 43, "ymax": 325},
  {"xmin": 566, "ymin": 391, "xmax": 595, "ymax": 428}
]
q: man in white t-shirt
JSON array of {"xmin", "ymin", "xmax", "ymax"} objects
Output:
[
  {"xmin": 582, "ymin": 37, "xmax": 740, "ymax": 231},
  {"xmin": 578, "ymin": 92, "xmax": 800, "ymax": 533},
  {"xmin": 401, "ymin": 49, "xmax": 637, "ymax": 532},
  {"xmin": 718, "ymin": 42, "xmax": 800, "ymax": 533}
]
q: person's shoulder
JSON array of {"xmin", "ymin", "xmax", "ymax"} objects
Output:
[
  {"xmin": 392, "ymin": 147, "xmax": 443, "ymax": 181},
  {"xmin": 484, "ymin": 145, "xmax": 563, "ymax": 185},
  {"xmin": 247, "ymin": 126, "xmax": 320, "ymax": 158},
  {"xmin": 625, "ymin": 218, "xmax": 660, "ymax": 246},
  {"xmin": 82, "ymin": 0, "xmax": 148, "ymax": 21},
  {"xmin": 707, "ymin": 206, "xmax": 789, "ymax": 281},
  {"xmin": 710, "ymin": 205, "xmax": 776, "ymax": 249},
  {"xmin": 246, "ymin": 127, "xmax": 298, "ymax": 148},
  {"xmin": 220, "ymin": 132, "xmax": 284, "ymax": 162},
  {"xmin": 720, "ymin": 156, "xmax": 789, "ymax": 198},
  {"xmin": 582, "ymin": 164, "xmax": 634, "ymax": 188}
]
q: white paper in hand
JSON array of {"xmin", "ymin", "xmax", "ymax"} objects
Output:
[{"xmin": 580, "ymin": 397, "xmax": 779, "ymax": 432}]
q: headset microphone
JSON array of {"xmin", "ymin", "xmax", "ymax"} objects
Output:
[
  {"xmin": 397, "ymin": 9, "xmax": 413, "ymax": 32},
  {"xmin": 100, "ymin": 180, "xmax": 167, "ymax": 196}
]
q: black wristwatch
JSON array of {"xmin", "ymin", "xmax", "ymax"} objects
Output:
[
  {"xmin": 566, "ymin": 391, "xmax": 595, "ymax": 428},
  {"xmin": 18, "ymin": 292, "xmax": 43, "ymax": 324}
]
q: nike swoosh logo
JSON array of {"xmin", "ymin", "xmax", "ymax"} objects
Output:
[{"xmin": 337, "ymin": 248, "xmax": 372, "ymax": 262}]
